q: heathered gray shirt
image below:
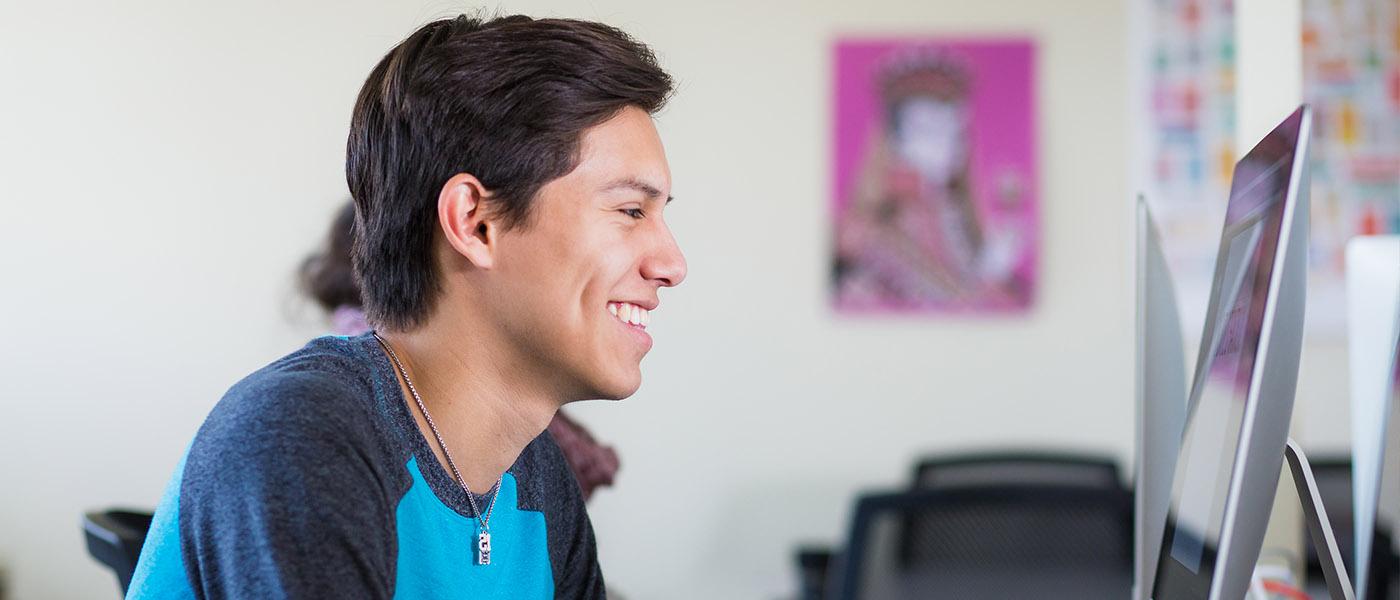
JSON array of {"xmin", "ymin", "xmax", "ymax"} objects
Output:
[{"xmin": 127, "ymin": 333, "xmax": 605, "ymax": 599}]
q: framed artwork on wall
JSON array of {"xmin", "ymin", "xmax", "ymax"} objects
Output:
[{"xmin": 831, "ymin": 38, "xmax": 1038, "ymax": 315}]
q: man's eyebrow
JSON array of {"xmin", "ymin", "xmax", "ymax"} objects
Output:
[{"xmin": 603, "ymin": 178, "xmax": 673, "ymax": 203}]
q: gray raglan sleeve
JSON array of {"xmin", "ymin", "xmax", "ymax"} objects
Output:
[{"xmin": 176, "ymin": 372, "xmax": 397, "ymax": 599}]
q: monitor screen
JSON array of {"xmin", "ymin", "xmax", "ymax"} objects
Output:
[{"xmin": 1153, "ymin": 113, "xmax": 1301, "ymax": 597}]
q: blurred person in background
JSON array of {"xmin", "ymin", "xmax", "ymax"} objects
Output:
[
  {"xmin": 299, "ymin": 201, "xmax": 622, "ymax": 501},
  {"xmin": 126, "ymin": 13, "xmax": 684, "ymax": 598}
]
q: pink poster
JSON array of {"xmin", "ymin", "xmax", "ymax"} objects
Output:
[{"xmin": 830, "ymin": 38, "xmax": 1038, "ymax": 314}]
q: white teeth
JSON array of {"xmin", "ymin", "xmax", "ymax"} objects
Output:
[{"xmin": 610, "ymin": 302, "xmax": 651, "ymax": 328}]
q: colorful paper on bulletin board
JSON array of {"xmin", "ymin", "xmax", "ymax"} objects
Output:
[
  {"xmin": 1302, "ymin": 0, "xmax": 1400, "ymax": 335},
  {"xmin": 1149, "ymin": 0, "xmax": 1238, "ymax": 205},
  {"xmin": 1145, "ymin": 0, "xmax": 1238, "ymax": 339},
  {"xmin": 830, "ymin": 38, "xmax": 1038, "ymax": 314}
]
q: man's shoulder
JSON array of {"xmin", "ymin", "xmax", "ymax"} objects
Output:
[
  {"xmin": 192, "ymin": 335, "xmax": 385, "ymax": 466},
  {"xmin": 226, "ymin": 334, "xmax": 373, "ymax": 412},
  {"xmin": 153, "ymin": 336, "xmax": 403, "ymax": 599}
]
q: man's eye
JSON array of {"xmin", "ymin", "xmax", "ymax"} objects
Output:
[{"xmin": 620, "ymin": 208, "xmax": 646, "ymax": 219}]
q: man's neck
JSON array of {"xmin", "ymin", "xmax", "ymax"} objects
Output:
[{"xmin": 376, "ymin": 317, "xmax": 561, "ymax": 494}]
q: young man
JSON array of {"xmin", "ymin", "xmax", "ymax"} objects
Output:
[{"xmin": 128, "ymin": 14, "xmax": 684, "ymax": 598}]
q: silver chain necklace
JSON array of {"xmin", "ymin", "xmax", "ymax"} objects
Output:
[{"xmin": 374, "ymin": 331, "xmax": 501, "ymax": 566}]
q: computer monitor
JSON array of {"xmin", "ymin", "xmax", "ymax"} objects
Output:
[
  {"xmin": 1151, "ymin": 105, "xmax": 1313, "ymax": 600},
  {"xmin": 1348, "ymin": 236, "xmax": 1400, "ymax": 600},
  {"xmin": 1135, "ymin": 196, "xmax": 1191, "ymax": 600}
]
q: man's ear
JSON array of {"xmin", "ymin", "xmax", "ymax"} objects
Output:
[{"xmin": 438, "ymin": 173, "xmax": 497, "ymax": 270}]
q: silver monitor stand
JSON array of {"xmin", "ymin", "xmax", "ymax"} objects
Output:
[{"xmin": 1284, "ymin": 438, "xmax": 1356, "ymax": 600}]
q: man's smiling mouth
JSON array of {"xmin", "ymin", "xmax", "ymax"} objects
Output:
[{"xmin": 607, "ymin": 302, "xmax": 650, "ymax": 329}]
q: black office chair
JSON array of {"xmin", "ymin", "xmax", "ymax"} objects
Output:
[
  {"xmin": 830, "ymin": 484, "xmax": 1133, "ymax": 599},
  {"xmin": 911, "ymin": 450, "xmax": 1123, "ymax": 491},
  {"xmin": 801, "ymin": 450, "xmax": 1131, "ymax": 600},
  {"xmin": 83, "ymin": 509, "xmax": 154, "ymax": 596}
]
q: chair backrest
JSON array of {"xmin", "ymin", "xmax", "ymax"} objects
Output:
[
  {"xmin": 831, "ymin": 484, "xmax": 1133, "ymax": 600},
  {"xmin": 912, "ymin": 450, "xmax": 1123, "ymax": 491},
  {"xmin": 795, "ymin": 546, "xmax": 835, "ymax": 600},
  {"xmin": 83, "ymin": 509, "xmax": 154, "ymax": 596}
]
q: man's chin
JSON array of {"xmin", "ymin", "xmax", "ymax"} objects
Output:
[
  {"xmin": 590, "ymin": 372, "xmax": 642, "ymax": 401},
  {"xmin": 598, "ymin": 384, "xmax": 640, "ymax": 401}
]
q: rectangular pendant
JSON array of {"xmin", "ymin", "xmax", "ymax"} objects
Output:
[{"xmin": 477, "ymin": 531, "xmax": 491, "ymax": 566}]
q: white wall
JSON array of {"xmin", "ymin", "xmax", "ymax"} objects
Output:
[{"xmin": 0, "ymin": 0, "xmax": 1179, "ymax": 598}]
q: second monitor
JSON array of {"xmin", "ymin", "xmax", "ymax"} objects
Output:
[{"xmin": 1151, "ymin": 105, "xmax": 1314, "ymax": 600}]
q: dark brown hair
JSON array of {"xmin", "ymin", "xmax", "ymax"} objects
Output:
[{"xmin": 346, "ymin": 14, "xmax": 674, "ymax": 330}]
